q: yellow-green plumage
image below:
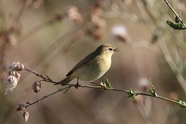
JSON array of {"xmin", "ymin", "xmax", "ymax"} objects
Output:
[{"xmin": 56, "ymin": 44, "xmax": 118, "ymax": 85}]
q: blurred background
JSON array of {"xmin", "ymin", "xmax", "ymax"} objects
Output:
[{"xmin": 0, "ymin": 0, "xmax": 186, "ymax": 123}]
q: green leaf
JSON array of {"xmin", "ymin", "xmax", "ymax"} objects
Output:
[
  {"xmin": 147, "ymin": 78, "xmax": 158, "ymax": 97},
  {"xmin": 175, "ymin": 98, "xmax": 186, "ymax": 108},
  {"xmin": 147, "ymin": 89, "xmax": 158, "ymax": 97},
  {"xmin": 166, "ymin": 20, "xmax": 186, "ymax": 30},
  {"xmin": 104, "ymin": 78, "xmax": 113, "ymax": 89},
  {"xmin": 127, "ymin": 89, "xmax": 136, "ymax": 100}
]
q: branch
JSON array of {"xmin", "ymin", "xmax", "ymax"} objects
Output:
[
  {"xmin": 4, "ymin": 62, "xmax": 186, "ymax": 122},
  {"xmin": 23, "ymin": 63, "xmax": 57, "ymax": 84},
  {"xmin": 16, "ymin": 80, "xmax": 186, "ymax": 113},
  {"xmin": 6, "ymin": 62, "xmax": 184, "ymax": 109}
]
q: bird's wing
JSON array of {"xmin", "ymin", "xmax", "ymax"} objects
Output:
[{"xmin": 66, "ymin": 52, "xmax": 98, "ymax": 76}]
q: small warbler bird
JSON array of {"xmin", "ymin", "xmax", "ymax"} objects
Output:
[{"xmin": 56, "ymin": 44, "xmax": 118, "ymax": 86}]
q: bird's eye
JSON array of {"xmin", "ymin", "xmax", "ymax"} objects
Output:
[{"xmin": 109, "ymin": 48, "xmax": 113, "ymax": 51}]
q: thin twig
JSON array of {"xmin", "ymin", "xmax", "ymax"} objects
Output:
[
  {"xmin": 23, "ymin": 63, "xmax": 57, "ymax": 84},
  {"xmin": 19, "ymin": 83, "xmax": 186, "ymax": 110},
  {"xmin": 24, "ymin": 86, "xmax": 70, "ymax": 109},
  {"xmin": 17, "ymin": 62, "xmax": 186, "ymax": 109}
]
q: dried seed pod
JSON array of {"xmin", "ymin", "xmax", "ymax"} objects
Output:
[
  {"xmin": 9, "ymin": 62, "xmax": 25, "ymax": 71},
  {"xmin": 32, "ymin": 81, "xmax": 41, "ymax": 93},
  {"xmin": 91, "ymin": 15, "xmax": 105, "ymax": 29},
  {"xmin": 23, "ymin": 111, "xmax": 29, "ymax": 122},
  {"xmin": 8, "ymin": 71, "xmax": 21, "ymax": 81},
  {"xmin": 67, "ymin": 6, "xmax": 83, "ymax": 24},
  {"xmin": 86, "ymin": 28, "xmax": 103, "ymax": 40},
  {"xmin": 91, "ymin": 6, "xmax": 102, "ymax": 16},
  {"xmin": 91, "ymin": 28, "xmax": 103, "ymax": 40},
  {"xmin": 4, "ymin": 75, "xmax": 19, "ymax": 95},
  {"xmin": 16, "ymin": 104, "xmax": 26, "ymax": 112}
]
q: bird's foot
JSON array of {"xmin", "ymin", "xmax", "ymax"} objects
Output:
[
  {"xmin": 90, "ymin": 81, "xmax": 106, "ymax": 91},
  {"xmin": 75, "ymin": 82, "xmax": 80, "ymax": 89}
]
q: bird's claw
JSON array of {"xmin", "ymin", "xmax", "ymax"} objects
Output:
[
  {"xmin": 75, "ymin": 82, "xmax": 80, "ymax": 89},
  {"xmin": 90, "ymin": 81, "xmax": 106, "ymax": 92}
]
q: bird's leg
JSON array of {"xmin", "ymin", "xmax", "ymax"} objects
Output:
[
  {"xmin": 90, "ymin": 81, "xmax": 106, "ymax": 91},
  {"xmin": 75, "ymin": 78, "xmax": 80, "ymax": 89}
]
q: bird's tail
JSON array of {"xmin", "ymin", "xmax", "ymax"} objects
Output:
[{"xmin": 55, "ymin": 76, "xmax": 74, "ymax": 86}]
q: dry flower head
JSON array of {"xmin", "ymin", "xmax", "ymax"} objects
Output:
[
  {"xmin": 66, "ymin": 6, "xmax": 83, "ymax": 24},
  {"xmin": 9, "ymin": 62, "xmax": 25, "ymax": 71},
  {"xmin": 4, "ymin": 75, "xmax": 19, "ymax": 95},
  {"xmin": 32, "ymin": 81, "xmax": 41, "ymax": 93},
  {"xmin": 16, "ymin": 104, "xmax": 26, "ymax": 112},
  {"xmin": 23, "ymin": 111, "xmax": 29, "ymax": 122}
]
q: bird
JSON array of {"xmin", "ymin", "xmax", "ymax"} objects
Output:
[{"xmin": 55, "ymin": 44, "xmax": 118, "ymax": 86}]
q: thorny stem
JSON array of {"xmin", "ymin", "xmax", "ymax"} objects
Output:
[
  {"xmin": 79, "ymin": 84, "xmax": 185, "ymax": 106},
  {"xmin": 23, "ymin": 63, "xmax": 57, "ymax": 84},
  {"xmin": 71, "ymin": 84, "xmax": 186, "ymax": 108},
  {"xmin": 25, "ymin": 86, "xmax": 70, "ymax": 109},
  {"xmin": 22, "ymin": 83, "xmax": 186, "ymax": 110},
  {"xmin": 19, "ymin": 64, "xmax": 186, "ymax": 109}
]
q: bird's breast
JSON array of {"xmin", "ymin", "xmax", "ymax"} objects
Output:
[{"xmin": 72, "ymin": 55, "xmax": 112, "ymax": 81}]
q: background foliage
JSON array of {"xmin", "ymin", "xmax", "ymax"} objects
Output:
[{"xmin": 0, "ymin": 0, "xmax": 186, "ymax": 124}]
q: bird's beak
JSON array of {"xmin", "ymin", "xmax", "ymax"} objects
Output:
[{"xmin": 114, "ymin": 48, "xmax": 119, "ymax": 52}]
